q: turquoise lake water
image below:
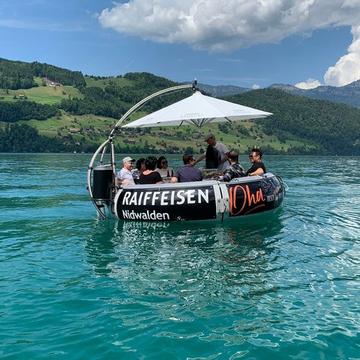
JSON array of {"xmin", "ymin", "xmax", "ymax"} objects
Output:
[{"xmin": 0, "ymin": 154, "xmax": 359, "ymax": 359}]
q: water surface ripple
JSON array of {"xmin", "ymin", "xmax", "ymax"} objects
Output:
[{"xmin": 0, "ymin": 154, "xmax": 359, "ymax": 359}]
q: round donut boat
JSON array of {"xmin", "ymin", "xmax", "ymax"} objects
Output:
[
  {"xmin": 112, "ymin": 173, "xmax": 284, "ymax": 222},
  {"xmin": 87, "ymin": 82, "xmax": 286, "ymax": 221}
]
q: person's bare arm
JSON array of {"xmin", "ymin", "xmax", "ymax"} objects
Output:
[
  {"xmin": 170, "ymin": 176, "xmax": 178, "ymax": 183},
  {"xmin": 249, "ymin": 168, "xmax": 264, "ymax": 176},
  {"xmin": 194, "ymin": 153, "xmax": 206, "ymax": 164}
]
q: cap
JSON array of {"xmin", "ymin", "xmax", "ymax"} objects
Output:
[
  {"xmin": 205, "ymin": 133, "xmax": 215, "ymax": 141},
  {"xmin": 122, "ymin": 156, "xmax": 135, "ymax": 163}
]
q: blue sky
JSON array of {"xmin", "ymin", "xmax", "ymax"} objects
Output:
[{"xmin": 0, "ymin": 1, "xmax": 358, "ymax": 88}]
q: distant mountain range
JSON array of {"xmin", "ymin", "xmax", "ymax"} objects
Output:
[
  {"xmin": 198, "ymin": 83, "xmax": 249, "ymax": 97},
  {"xmin": 269, "ymin": 81, "xmax": 360, "ymax": 108},
  {"xmin": 199, "ymin": 79, "xmax": 360, "ymax": 109}
]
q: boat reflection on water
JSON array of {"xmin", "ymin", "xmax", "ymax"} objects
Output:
[
  {"xmin": 85, "ymin": 210, "xmax": 285, "ymax": 298},
  {"xmin": 84, "ymin": 210, "xmax": 285, "ymax": 352}
]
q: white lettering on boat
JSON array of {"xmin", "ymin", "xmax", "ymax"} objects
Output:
[
  {"xmin": 129, "ymin": 192, "xmax": 137, "ymax": 206},
  {"xmin": 122, "ymin": 210, "xmax": 170, "ymax": 221},
  {"xmin": 121, "ymin": 189, "xmax": 209, "ymax": 206},
  {"xmin": 176, "ymin": 190, "xmax": 186, "ymax": 205},
  {"xmin": 160, "ymin": 191, "xmax": 169, "ymax": 206},
  {"xmin": 187, "ymin": 189, "xmax": 196, "ymax": 204}
]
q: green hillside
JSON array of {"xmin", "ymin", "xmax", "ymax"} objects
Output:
[
  {"xmin": 0, "ymin": 58, "xmax": 359, "ymax": 155},
  {"xmin": 0, "ymin": 58, "xmax": 85, "ymax": 89},
  {"xmin": 227, "ymin": 89, "xmax": 360, "ymax": 155}
]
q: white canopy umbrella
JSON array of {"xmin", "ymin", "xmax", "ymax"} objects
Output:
[{"xmin": 122, "ymin": 91, "xmax": 272, "ymax": 128}]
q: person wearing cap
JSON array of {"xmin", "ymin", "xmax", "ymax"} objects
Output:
[
  {"xmin": 117, "ymin": 156, "xmax": 135, "ymax": 186},
  {"xmin": 219, "ymin": 150, "xmax": 245, "ymax": 182},
  {"xmin": 195, "ymin": 134, "xmax": 230, "ymax": 171}
]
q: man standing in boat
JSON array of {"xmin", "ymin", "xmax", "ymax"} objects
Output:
[{"xmin": 195, "ymin": 134, "xmax": 230, "ymax": 171}]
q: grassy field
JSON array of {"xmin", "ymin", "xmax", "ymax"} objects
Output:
[{"xmin": 0, "ymin": 84, "xmax": 82, "ymax": 105}]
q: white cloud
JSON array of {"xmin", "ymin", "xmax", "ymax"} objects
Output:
[
  {"xmin": 99, "ymin": 0, "xmax": 360, "ymax": 51},
  {"xmin": 98, "ymin": 0, "xmax": 360, "ymax": 85},
  {"xmin": 252, "ymin": 84, "xmax": 261, "ymax": 90},
  {"xmin": 295, "ymin": 78, "xmax": 321, "ymax": 89},
  {"xmin": 324, "ymin": 25, "xmax": 360, "ymax": 86}
]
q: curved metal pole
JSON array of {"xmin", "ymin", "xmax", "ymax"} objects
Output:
[
  {"xmin": 110, "ymin": 140, "xmax": 116, "ymax": 175},
  {"xmin": 87, "ymin": 138, "xmax": 110, "ymax": 219},
  {"xmin": 99, "ymin": 143, "xmax": 108, "ymax": 165}
]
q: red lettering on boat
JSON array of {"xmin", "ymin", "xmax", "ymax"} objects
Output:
[{"xmin": 229, "ymin": 185, "xmax": 265, "ymax": 216}]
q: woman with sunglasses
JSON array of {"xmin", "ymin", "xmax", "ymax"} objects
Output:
[
  {"xmin": 156, "ymin": 156, "xmax": 174, "ymax": 178},
  {"xmin": 246, "ymin": 148, "xmax": 267, "ymax": 176}
]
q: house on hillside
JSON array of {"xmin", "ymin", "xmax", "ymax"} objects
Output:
[
  {"xmin": 124, "ymin": 139, "xmax": 136, "ymax": 144},
  {"xmin": 69, "ymin": 128, "xmax": 80, "ymax": 134},
  {"xmin": 43, "ymin": 77, "xmax": 62, "ymax": 87},
  {"xmin": 14, "ymin": 93, "xmax": 27, "ymax": 100}
]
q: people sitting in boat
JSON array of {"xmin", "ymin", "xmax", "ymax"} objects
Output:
[
  {"xmin": 132, "ymin": 157, "xmax": 146, "ymax": 184},
  {"xmin": 195, "ymin": 134, "xmax": 230, "ymax": 171},
  {"xmin": 219, "ymin": 150, "xmax": 245, "ymax": 181},
  {"xmin": 156, "ymin": 156, "xmax": 174, "ymax": 178},
  {"xmin": 139, "ymin": 156, "xmax": 163, "ymax": 184},
  {"xmin": 246, "ymin": 148, "xmax": 267, "ymax": 176},
  {"xmin": 117, "ymin": 156, "xmax": 135, "ymax": 186},
  {"xmin": 171, "ymin": 154, "xmax": 203, "ymax": 183}
]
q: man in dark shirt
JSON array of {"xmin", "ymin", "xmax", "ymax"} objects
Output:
[
  {"xmin": 171, "ymin": 154, "xmax": 202, "ymax": 183},
  {"xmin": 195, "ymin": 134, "xmax": 229, "ymax": 171},
  {"xmin": 205, "ymin": 143, "xmax": 219, "ymax": 169},
  {"xmin": 246, "ymin": 148, "xmax": 266, "ymax": 176}
]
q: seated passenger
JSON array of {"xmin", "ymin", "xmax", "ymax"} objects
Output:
[
  {"xmin": 219, "ymin": 151, "xmax": 245, "ymax": 181},
  {"xmin": 132, "ymin": 157, "xmax": 146, "ymax": 184},
  {"xmin": 117, "ymin": 156, "xmax": 135, "ymax": 186},
  {"xmin": 139, "ymin": 156, "xmax": 163, "ymax": 184},
  {"xmin": 156, "ymin": 156, "xmax": 174, "ymax": 178},
  {"xmin": 246, "ymin": 148, "xmax": 266, "ymax": 176},
  {"xmin": 171, "ymin": 154, "xmax": 202, "ymax": 183}
]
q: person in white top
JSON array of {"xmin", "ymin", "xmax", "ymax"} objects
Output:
[
  {"xmin": 155, "ymin": 156, "xmax": 174, "ymax": 178},
  {"xmin": 116, "ymin": 156, "xmax": 135, "ymax": 186}
]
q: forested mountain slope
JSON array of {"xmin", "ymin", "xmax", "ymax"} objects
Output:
[
  {"xmin": 0, "ymin": 58, "xmax": 359, "ymax": 155},
  {"xmin": 227, "ymin": 89, "xmax": 360, "ymax": 155}
]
